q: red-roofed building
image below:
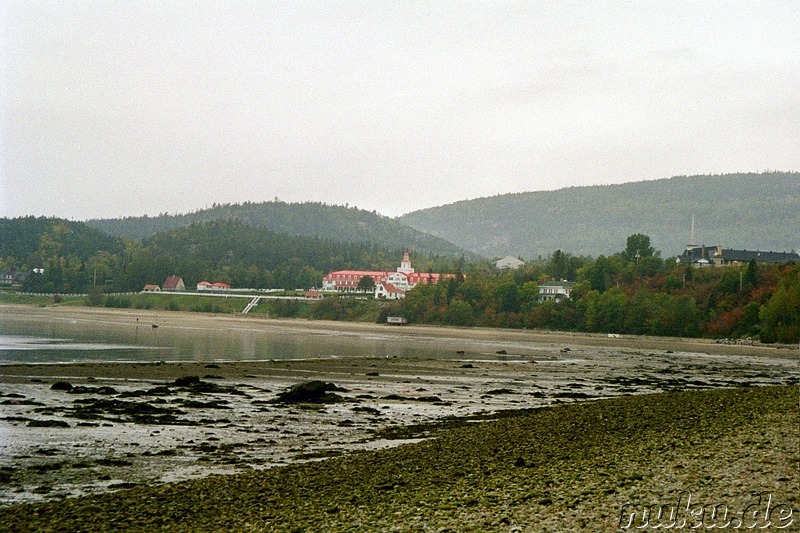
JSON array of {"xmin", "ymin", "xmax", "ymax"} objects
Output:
[
  {"xmin": 375, "ymin": 281, "xmax": 405, "ymax": 300},
  {"xmin": 162, "ymin": 276, "xmax": 185, "ymax": 291},
  {"xmin": 197, "ymin": 281, "xmax": 213, "ymax": 291},
  {"xmin": 211, "ymin": 282, "xmax": 231, "ymax": 290},
  {"xmin": 322, "ymin": 252, "xmax": 451, "ymax": 298}
]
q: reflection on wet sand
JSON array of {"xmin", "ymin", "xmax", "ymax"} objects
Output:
[{"xmin": 0, "ymin": 306, "xmax": 797, "ymax": 505}]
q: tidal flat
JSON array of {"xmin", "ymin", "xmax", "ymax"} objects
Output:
[{"xmin": 0, "ymin": 306, "xmax": 798, "ymax": 530}]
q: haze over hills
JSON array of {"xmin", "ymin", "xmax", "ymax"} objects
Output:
[
  {"xmin": 81, "ymin": 172, "xmax": 798, "ymax": 262},
  {"xmin": 85, "ymin": 201, "xmax": 476, "ymax": 260},
  {"xmin": 398, "ymin": 172, "xmax": 799, "ymax": 260}
]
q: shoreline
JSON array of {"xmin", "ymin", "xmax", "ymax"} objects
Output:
[
  {"xmin": 2, "ymin": 304, "xmax": 796, "ymax": 360},
  {"xmin": 0, "ymin": 385, "xmax": 796, "ymax": 531},
  {"xmin": 2, "ymin": 304, "xmax": 798, "ymax": 528}
]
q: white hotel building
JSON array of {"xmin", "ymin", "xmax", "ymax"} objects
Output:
[{"xmin": 321, "ymin": 252, "xmax": 446, "ymax": 298}]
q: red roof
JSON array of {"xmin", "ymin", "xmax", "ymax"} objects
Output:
[
  {"xmin": 379, "ymin": 282, "xmax": 405, "ymax": 294},
  {"xmin": 323, "ymin": 270, "xmax": 388, "ymax": 280},
  {"xmin": 197, "ymin": 281, "xmax": 213, "ymax": 287},
  {"xmin": 162, "ymin": 276, "xmax": 184, "ymax": 289}
]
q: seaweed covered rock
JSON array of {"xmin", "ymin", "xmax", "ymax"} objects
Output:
[
  {"xmin": 272, "ymin": 381, "xmax": 348, "ymax": 404},
  {"xmin": 173, "ymin": 376, "xmax": 201, "ymax": 387},
  {"xmin": 171, "ymin": 376, "xmax": 248, "ymax": 396}
]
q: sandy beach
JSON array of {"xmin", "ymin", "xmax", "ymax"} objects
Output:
[
  {"xmin": 0, "ymin": 306, "xmax": 798, "ymax": 530},
  {"xmin": 3, "ymin": 305, "xmax": 797, "ymax": 359}
]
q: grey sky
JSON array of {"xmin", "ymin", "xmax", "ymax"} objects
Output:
[{"xmin": 2, "ymin": 1, "xmax": 799, "ymax": 220}]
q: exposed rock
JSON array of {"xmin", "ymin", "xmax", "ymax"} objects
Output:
[
  {"xmin": 485, "ymin": 388, "xmax": 515, "ymax": 395},
  {"xmin": 1, "ymin": 398, "xmax": 44, "ymax": 406},
  {"xmin": 67, "ymin": 386, "xmax": 118, "ymax": 395},
  {"xmin": 27, "ymin": 419, "xmax": 69, "ymax": 428},
  {"xmin": 173, "ymin": 376, "xmax": 201, "ymax": 387},
  {"xmin": 68, "ymin": 398, "xmax": 189, "ymax": 425},
  {"xmin": 271, "ymin": 381, "xmax": 348, "ymax": 404}
]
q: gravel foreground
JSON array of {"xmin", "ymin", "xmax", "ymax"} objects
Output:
[{"xmin": 0, "ymin": 385, "xmax": 797, "ymax": 532}]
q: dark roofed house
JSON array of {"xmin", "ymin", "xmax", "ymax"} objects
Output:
[
  {"xmin": 678, "ymin": 245, "xmax": 799, "ymax": 267},
  {"xmin": 676, "ymin": 245, "xmax": 712, "ymax": 266},
  {"xmin": 710, "ymin": 246, "xmax": 800, "ymax": 266},
  {"xmin": 162, "ymin": 276, "xmax": 185, "ymax": 291}
]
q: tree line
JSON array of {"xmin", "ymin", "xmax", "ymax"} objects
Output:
[
  {"xmin": 379, "ymin": 234, "xmax": 799, "ymax": 344},
  {"xmin": 1, "ymin": 217, "xmax": 461, "ymax": 295},
  {"xmin": 2, "ymin": 218, "xmax": 797, "ymax": 343}
]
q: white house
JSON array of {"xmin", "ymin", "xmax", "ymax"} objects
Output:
[
  {"xmin": 494, "ymin": 256, "xmax": 525, "ymax": 270},
  {"xmin": 539, "ymin": 280, "xmax": 577, "ymax": 302},
  {"xmin": 375, "ymin": 281, "xmax": 406, "ymax": 300}
]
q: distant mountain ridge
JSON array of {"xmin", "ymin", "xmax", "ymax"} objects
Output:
[
  {"xmin": 86, "ymin": 201, "xmax": 476, "ymax": 259},
  {"xmin": 397, "ymin": 172, "xmax": 799, "ymax": 260}
]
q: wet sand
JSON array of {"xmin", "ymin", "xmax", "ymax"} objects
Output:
[
  {"xmin": 0, "ymin": 306, "xmax": 798, "ymax": 530},
  {"xmin": 0, "ymin": 385, "xmax": 797, "ymax": 532},
  {"xmin": 3, "ymin": 304, "xmax": 796, "ymax": 360}
]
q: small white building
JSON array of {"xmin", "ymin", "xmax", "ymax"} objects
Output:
[
  {"xmin": 494, "ymin": 256, "xmax": 525, "ymax": 270},
  {"xmin": 539, "ymin": 281, "xmax": 577, "ymax": 302},
  {"xmin": 375, "ymin": 281, "xmax": 406, "ymax": 300}
]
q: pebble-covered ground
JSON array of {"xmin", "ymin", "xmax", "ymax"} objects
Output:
[
  {"xmin": 0, "ymin": 385, "xmax": 796, "ymax": 532},
  {"xmin": 1, "ymin": 345, "xmax": 796, "ymax": 506}
]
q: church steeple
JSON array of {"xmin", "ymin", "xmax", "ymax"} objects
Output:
[{"xmin": 687, "ymin": 214, "xmax": 697, "ymax": 250}]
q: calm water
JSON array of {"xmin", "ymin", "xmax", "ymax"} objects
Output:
[{"xmin": 0, "ymin": 312, "xmax": 527, "ymax": 364}]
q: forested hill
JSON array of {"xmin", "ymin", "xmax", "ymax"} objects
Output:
[
  {"xmin": 0, "ymin": 216, "xmax": 126, "ymax": 265},
  {"xmin": 86, "ymin": 201, "xmax": 474, "ymax": 259},
  {"xmin": 397, "ymin": 172, "xmax": 799, "ymax": 260},
  {"xmin": 0, "ymin": 217, "xmax": 465, "ymax": 293}
]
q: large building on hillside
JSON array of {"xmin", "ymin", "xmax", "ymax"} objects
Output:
[
  {"xmin": 322, "ymin": 252, "xmax": 447, "ymax": 297},
  {"xmin": 677, "ymin": 245, "xmax": 799, "ymax": 267},
  {"xmin": 675, "ymin": 216, "xmax": 798, "ymax": 267}
]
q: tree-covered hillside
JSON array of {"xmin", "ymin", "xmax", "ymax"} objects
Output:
[
  {"xmin": 1, "ymin": 217, "xmax": 463, "ymax": 293},
  {"xmin": 397, "ymin": 172, "xmax": 799, "ymax": 260},
  {"xmin": 85, "ymin": 201, "xmax": 476, "ymax": 259},
  {"xmin": 380, "ymin": 245, "xmax": 800, "ymax": 344},
  {"xmin": 123, "ymin": 220, "xmax": 459, "ymax": 291}
]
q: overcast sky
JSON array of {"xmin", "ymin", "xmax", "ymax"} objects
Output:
[{"xmin": 2, "ymin": 1, "xmax": 799, "ymax": 220}]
